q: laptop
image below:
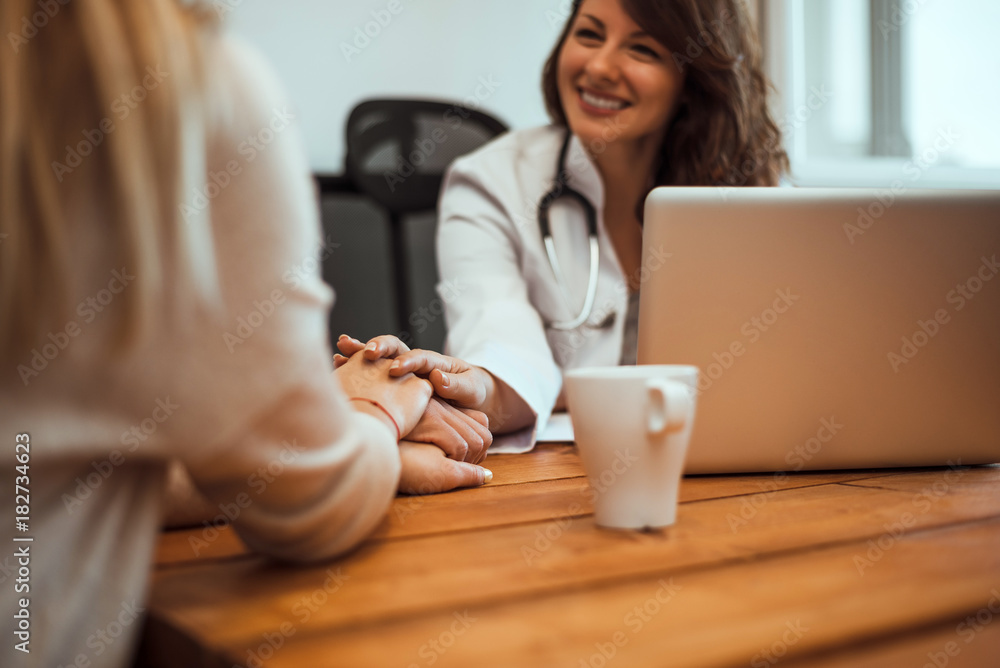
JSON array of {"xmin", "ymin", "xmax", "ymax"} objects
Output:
[{"xmin": 638, "ymin": 187, "xmax": 1000, "ymax": 473}]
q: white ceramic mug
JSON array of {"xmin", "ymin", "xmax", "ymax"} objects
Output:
[{"xmin": 564, "ymin": 365, "xmax": 699, "ymax": 530}]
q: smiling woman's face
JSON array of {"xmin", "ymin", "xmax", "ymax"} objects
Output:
[{"xmin": 557, "ymin": 0, "xmax": 684, "ymax": 152}]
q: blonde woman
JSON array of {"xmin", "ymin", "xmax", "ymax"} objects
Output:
[{"xmin": 0, "ymin": 2, "xmax": 490, "ymax": 665}]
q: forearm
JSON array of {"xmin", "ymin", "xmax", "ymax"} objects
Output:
[
  {"xmin": 346, "ymin": 398, "xmax": 400, "ymax": 441},
  {"xmin": 482, "ymin": 369, "xmax": 537, "ymax": 435},
  {"xmin": 220, "ymin": 411, "xmax": 401, "ymax": 563}
]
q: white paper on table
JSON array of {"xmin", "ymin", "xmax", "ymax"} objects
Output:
[{"xmin": 538, "ymin": 412, "xmax": 575, "ymax": 442}]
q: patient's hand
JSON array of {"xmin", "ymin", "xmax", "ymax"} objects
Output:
[
  {"xmin": 398, "ymin": 441, "xmax": 492, "ymax": 495},
  {"xmin": 337, "ymin": 335, "xmax": 493, "ymax": 460},
  {"xmin": 335, "ymin": 334, "xmax": 497, "ymax": 419},
  {"xmin": 407, "ymin": 397, "xmax": 491, "ymax": 464}
]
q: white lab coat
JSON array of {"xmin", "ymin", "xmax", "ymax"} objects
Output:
[{"xmin": 437, "ymin": 125, "xmax": 634, "ymax": 452}]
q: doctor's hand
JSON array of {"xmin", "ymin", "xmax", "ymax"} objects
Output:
[
  {"xmin": 334, "ymin": 352, "xmax": 432, "ymax": 440},
  {"xmin": 337, "ymin": 336, "xmax": 491, "ymax": 461},
  {"xmin": 397, "ymin": 441, "xmax": 492, "ymax": 495},
  {"xmin": 336, "ymin": 334, "xmax": 535, "ymax": 435},
  {"xmin": 334, "ymin": 333, "xmax": 412, "ymax": 367},
  {"xmin": 336, "ymin": 334, "xmax": 493, "ymax": 411}
]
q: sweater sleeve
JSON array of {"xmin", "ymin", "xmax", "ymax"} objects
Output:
[
  {"xmin": 175, "ymin": 33, "xmax": 400, "ymax": 562},
  {"xmin": 185, "ymin": 375, "xmax": 401, "ymax": 562}
]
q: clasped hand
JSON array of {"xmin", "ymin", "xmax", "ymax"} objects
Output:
[{"xmin": 334, "ymin": 339, "xmax": 493, "ymax": 495}]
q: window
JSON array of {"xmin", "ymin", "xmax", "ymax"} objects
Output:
[{"xmin": 760, "ymin": 0, "xmax": 1000, "ymax": 187}]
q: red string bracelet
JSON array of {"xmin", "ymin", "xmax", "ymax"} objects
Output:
[{"xmin": 348, "ymin": 398, "xmax": 401, "ymax": 441}]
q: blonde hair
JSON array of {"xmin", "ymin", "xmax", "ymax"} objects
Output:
[{"xmin": 0, "ymin": 0, "xmax": 218, "ymax": 364}]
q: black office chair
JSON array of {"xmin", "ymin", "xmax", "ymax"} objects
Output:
[{"xmin": 344, "ymin": 99, "xmax": 508, "ymax": 337}]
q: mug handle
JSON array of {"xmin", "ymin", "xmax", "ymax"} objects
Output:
[{"xmin": 647, "ymin": 379, "xmax": 692, "ymax": 437}]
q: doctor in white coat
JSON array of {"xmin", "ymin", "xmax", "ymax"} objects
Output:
[{"xmin": 338, "ymin": 0, "xmax": 789, "ymax": 452}]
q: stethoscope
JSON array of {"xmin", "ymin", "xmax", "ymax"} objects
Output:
[{"xmin": 537, "ymin": 131, "xmax": 605, "ymax": 331}]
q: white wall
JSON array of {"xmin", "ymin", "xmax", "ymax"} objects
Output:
[{"xmin": 222, "ymin": 0, "xmax": 572, "ymax": 173}]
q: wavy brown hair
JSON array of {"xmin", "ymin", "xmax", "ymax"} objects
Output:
[{"xmin": 542, "ymin": 0, "xmax": 788, "ymax": 189}]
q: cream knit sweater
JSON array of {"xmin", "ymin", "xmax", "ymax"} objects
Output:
[{"xmin": 1, "ymin": 34, "xmax": 399, "ymax": 668}]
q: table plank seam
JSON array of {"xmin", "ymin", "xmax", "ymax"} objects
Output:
[
  {"xmin": 241, "ymin": 514, "xmax": 1000, "ymax": 643},
  {"xmin": 153, "ymin": 472, "xmax": 1000, "ymax": 572},
  {"xmin": 771, "ymin": 606, "xmax": 1000, "ymax": 668},
  {"xmin": 389, "ymin": 472, "xmax": 928, "ymax": 543},
  {"xmin": 834, "ymin": 475, "xmax": 996, "ymax": 493},
  {"xmin": 483, "ymin": 473, "xmax": 586, "ymax": 488},
  {"xmin": 155, "ymin": 485, "xmax": 887, "ymax": 571},
  {"xmin": 155, "ymin": 553, "xmax": 255, "ymax": 572},
  {"xmin": 678, "ymin": 474, "xmax": 895, "ymax": 506}
]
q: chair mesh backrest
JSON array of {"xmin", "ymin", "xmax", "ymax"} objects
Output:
[{"xmin": 345, "ymin": 99, "xmax": 508, "ymax": 215}]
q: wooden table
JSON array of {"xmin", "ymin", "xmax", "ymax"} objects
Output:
[{"xmin": 138, "ymin": 444, "xmax": 1000, "ymax": 668}]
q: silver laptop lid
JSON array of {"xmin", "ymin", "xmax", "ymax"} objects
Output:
[{"xmin": 639, "ymin": 187, "xmax": 1000, "ymax": 473}]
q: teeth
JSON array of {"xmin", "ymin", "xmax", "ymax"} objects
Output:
[{"xmin": 581, "ymin": 90, "xmax": 627, "ymax": 111}]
